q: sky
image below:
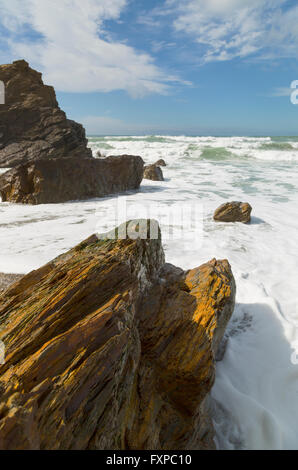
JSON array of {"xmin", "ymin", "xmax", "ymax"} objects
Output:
[{"xmin": 1, "ymin": 0, "xmax": 298, "ymax": 135}]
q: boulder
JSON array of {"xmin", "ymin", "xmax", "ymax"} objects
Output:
[
  {"xmin": 0, "ymin": 220, "xmax": 236, "ymax": 450},
  {"xmin": 154, "ymin": 159, "xmax": 167, "ymax": 167},
  {"xmin": 0, "ymin": 60, "xmax": 92, "ymax": 168},
  {"xmin": 214, "ymin": 201, "xmax": 252, "ymax": 223},
  {"xmin": 0, "ymin": 155, "xmax": 144, "ymax": 204},
  {"xmin": 144, "ymin": 164, "xmax": 164, "ymax": 181}
]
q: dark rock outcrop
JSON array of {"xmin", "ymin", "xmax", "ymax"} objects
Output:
[
  {"xmin": 0, "ymin": 60, "xmax": 92, "ymax": 168},
  {"xmin": 144, "ymin": 164, "xmax": 164, "ymax": 181},
  {"xmin": 0, "ymin": 155, "xmax": 144, "ymax": 204},
  {"xmin": 0, "ymin": 220, "xmax": 236, "ymax": 450},
  {"xmin": 214, "ymin": 201, "xmax": 252, "ymax": 223}
]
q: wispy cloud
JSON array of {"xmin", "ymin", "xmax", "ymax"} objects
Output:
[
  {"xmin": 0, "ymin": 0, "xmax": 183, "ymax": 97},
  {"xmin": 151, "ymin": 41, "xmax": 176, "ymax": 53},
  {"xmin": 137, "ymin": 15, "xmax": 161, "ymax": 28},
  {"xmin": 270, "ymin": 87, "xmax": 292, "ymax": 97},
  {"xmin": 163, "ymin": 0, "xmax": 298, "ymax": 63}
]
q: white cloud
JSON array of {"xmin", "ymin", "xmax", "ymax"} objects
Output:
[
  {"xmin": 151, "ymin": 41, "xmax": 176, "ymax": 53},
  {"xmin": 270, "ymin": 87, "xmax": 292, "ymax": 97},
  {"xmin": 165, "ymin": 0, "xmax": 298, "ymax": 63},
  {"xmin": 0, "ymin": 0, "xmax": 182, "ymax": 96}
]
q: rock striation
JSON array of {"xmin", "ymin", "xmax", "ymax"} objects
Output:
[
  {"xmin": 214, "ymin": 201, "xmax": 252, "ymax": 224},
  {"xmin": 0, "ymin": 220, "xmax": 235, "ymax": 450},
  {"xmin": 0, "ymin": 60, "xmax": 92, "ymax": 168},
  {"xmin": 0, "ymin": 155, "xmax": 144, "ymax": 204}
]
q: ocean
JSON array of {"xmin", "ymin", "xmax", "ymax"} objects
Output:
[{"xmin": 1, "ymin": 135, "xmax": 298, "ymax": 449}]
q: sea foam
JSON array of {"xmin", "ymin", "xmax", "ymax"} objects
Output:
[{"xmin": 0, "ymin": 135, "xmax": 298, "ymax": 449}]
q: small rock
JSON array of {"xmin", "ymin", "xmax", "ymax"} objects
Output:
[
  {"xmin": 154, "ymin": 159, "xmax": 166, "ymax": 167},
  {"xmin": 144, "ymin": 164, "xmax": 164, "ymax": 181},
  {"xmin": 214, "ymin": 201, "xmax": 252, "ymax": 223}
]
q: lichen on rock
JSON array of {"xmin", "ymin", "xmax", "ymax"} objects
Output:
[{"xmin": 0, "ymin": 220, "xmax": 235, "ymax": 450}]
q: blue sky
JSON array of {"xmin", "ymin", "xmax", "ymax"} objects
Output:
[{"xmin": 1, "ymin": 0, "xmax": 298, "ymax": 135}]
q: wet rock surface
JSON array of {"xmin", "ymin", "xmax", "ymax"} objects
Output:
[
  {"xmin": 0, "ymin": 155, "xmax": 144, "ymax": 204},
  {"xmin": 214, "ymin": 201, "xmax": 252, "ymax": 223}
]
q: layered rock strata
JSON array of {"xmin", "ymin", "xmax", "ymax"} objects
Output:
[
  {"xmin": 0, "ymin": 60, "xmax": 92, "ymax": 168},
  {"xmin": 0, "ymin": 155, "xmax": 144, "ymax": 204},
  {"xmin": 0, "ymin": 220, "xmax": 235, "ymax": 449}
]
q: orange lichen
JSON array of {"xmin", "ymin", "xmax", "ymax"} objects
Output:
[{"xmin": 0, "ymin": 222, "xmax": 235, "ymax": 450}]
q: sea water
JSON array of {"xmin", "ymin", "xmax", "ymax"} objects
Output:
[{"xmin": 1, "ymin": 135, "xmax": 298, "ymax": 449}]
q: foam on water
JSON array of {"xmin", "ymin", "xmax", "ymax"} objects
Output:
[{"xmin": 1, "ymin": 135, "xmax": 298, "ymax": 449}]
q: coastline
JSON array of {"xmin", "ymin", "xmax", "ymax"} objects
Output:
[{"xmin": 1, "ymin": 133, "xmax": 298, "ymax": 448}]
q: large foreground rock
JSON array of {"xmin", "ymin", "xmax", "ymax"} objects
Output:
[
  {"xmin": 214, "ymin": 201, "xmax": 252, "ymax": 223},
  {"xmin": 0, "ymin": 155, "xmax": 144, "ymax": 204},
  {"xmin": 0, "ymin": 220, "xmax": 236, "ymax": 450},
  {"xmin": 0, "ymin": 60, "xmax": 92, "ymax": 168}
]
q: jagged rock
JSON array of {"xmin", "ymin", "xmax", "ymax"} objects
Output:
[
  {"xmin": 144, "ymin": 164, "xmax": 164, "ymax": 181},
  {"xmin": 0, "ymin": 220, "xmax": 235, "ymax": 450},
  {"xmin": 214, "ymin": 201, "xmax": 252, "ymax": 223},
  {"xmin": 0, "ymin": 155, "xmax": 144, "ymax": 204},
  {"xmin": 0, "ymin": 60, "xmax": 92, "ymax": 168},
  {"xmin": 154, "ymin": 159, "xmax": 167, "ymax": 167}
]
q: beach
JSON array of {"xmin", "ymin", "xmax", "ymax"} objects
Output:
[{"xmin": 1, "ymin": 134, "xmax": 298, "ymax": 449}]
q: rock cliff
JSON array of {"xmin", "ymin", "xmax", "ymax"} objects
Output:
[
  {"xmin": 0, "ymin": 155, "xmax": 144, "ymax": 204},
  {"xmin": 0, "ymin": 60, "xmax": 92, "ymax": 168},
  {"xmin": 0, "ymin": 220, "xmax": 235, "ymax": 450},
  {"xmin": 0, "ymin": 60, "xmax": 145, "ymax": 203}
]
